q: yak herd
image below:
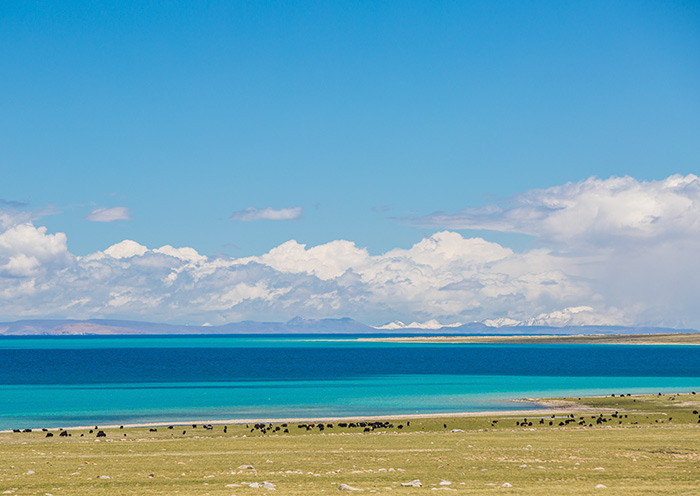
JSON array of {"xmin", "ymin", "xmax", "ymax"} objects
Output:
[
  {"xmin": 246, "ymin": 420, "xmax": 410, "ymax": 434},
  {"xmin": 11, "ymin": 393, "xmax": 700, "ymax": 439},
  {"xmin": 16, "ymin": 419, "xmax": 416, "ymax": 438}
]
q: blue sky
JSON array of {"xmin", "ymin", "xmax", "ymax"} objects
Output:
[{"xmin": 1, "ymin": 1, "xmax": 699, "ymax": 327}]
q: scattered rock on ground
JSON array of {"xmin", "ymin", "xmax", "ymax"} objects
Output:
[
  {"xmin": 401, "ymin": 479, "xmax": 422, "ymax": 487},
  {"xmin": 338, "ymin": 483, "xmax": 362, "ymax": 491},
  {"xmin": 502, "ymin": 482, "xmax": 512, "ymax": 487},
  {"xmin": 249, "ymin": 481, "xmax": 276, "ymax": 489},
  {"xmin": 238, "ymin": 464, "xmax": 255, "ymax": 470}
]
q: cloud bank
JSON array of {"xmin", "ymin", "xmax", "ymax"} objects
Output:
[
  {"xmin": 1, "ymin": 174, "xmax": 699, "ymax": 328},
  {"xmin": 230, "ymin": 206, "xmax": 303, "ymax": 221},
  {"xmin": 413, "ymin": 174, "xmax": 700, "ymax": 247}
]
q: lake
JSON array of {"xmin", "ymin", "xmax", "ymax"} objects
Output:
[{"xmin": 1, "ymin": 335, "xmax": 699, "ymax": 430}]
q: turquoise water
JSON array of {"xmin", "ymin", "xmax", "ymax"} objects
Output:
[
  {"xmin": 0, "ymin": 335, "xmax": 349, "ymax": 350},
  {"xmin": 1, "ymin": 335, "xmax": 699, "ymax": 429}
]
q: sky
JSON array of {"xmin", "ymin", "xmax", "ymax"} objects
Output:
[{"xmin": 1, "ymin": 1, "xmax": 699, "ymax": 328}]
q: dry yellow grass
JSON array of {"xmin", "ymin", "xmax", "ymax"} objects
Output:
[{"xmin": 2, "ymin": 394, "xmax": 700, "ymax": 495}]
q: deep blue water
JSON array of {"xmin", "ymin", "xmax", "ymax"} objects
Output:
[{"xmin": 1, "ymin": 335, "xmax": 699, "ymax": 430}]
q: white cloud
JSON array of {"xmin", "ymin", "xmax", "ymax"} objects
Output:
[
  {"xmin": 230, "ymin": 206, "xmax": 303, "ymax": 221},
  {"xmin": 193, "ymin": 282, "xmax": 282, "ymax": 312},
  {"xmin": 1, "ymin": 254, "xmax": 41, "ymax": 278},
  {"xmin": 413, "ymin": 174, "xmax": 700, "ymax": 247},
  {"xmin": 2, "ymin": 175, "xmax": 700, "ymax": 329},
  {"xmin": 0, "ymin": 222, "xmax": 70, "ymax": 278},
  {"xmin": 154, "ymin": 245, "xmax": 207, "ymax": 263},
  {"xmin": 237, "ymin": 239, "xmax": 370, "ymax": 280},
  {"xmin": 0, "ymin": 223, "xmax": 68, "ymax": 260},
  {"xmin": 0, "ymin": 210, "xmax": 32, "ymax": 230},
  {"xmin": 208, "ymin": 231, "xmax": 592, "ymax": 324},
  {"xmin": 103, "ymin": 240, "xmax": 148, "ymax": 259},
  {"xmin": 1, "ymin": 221, "xmax": 595, "ymax": 325},
  {"xmin": 86, "ymin": 206, "xmax": 132, "ymax": 222}
]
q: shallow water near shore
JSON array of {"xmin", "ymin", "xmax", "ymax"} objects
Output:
[{"xmin": 2, "ymin": 335, "xmax": 699, "ymax": 430}]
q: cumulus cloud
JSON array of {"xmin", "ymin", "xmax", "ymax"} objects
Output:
[
  {"xmin": 236, "ymin": 239, "xmax": 370, "ymax": 280},
  {"xmin": 404, "ymin": 174, "xmax": 700, "ymax": 328},
  {"xmin": 86, "ymin": 206, "xmax": 132, "ymax": 222},
  {"xmin": 0, "ymin": 219, "xmax": 70, "ymax": 278},
  {"xmin": 1, "ymin": 174, "xmax": 700, "ymax": 328},
  {"xmin": 103, "ymin": 240, "xmax": 148, "ymax": 259},
  {"xmin": 230, "ymin": 206, "xmax": 303, "ymax": 221},
  {"xmin": 154, "ymin": 245, "xmax": 207, "ymax": 263},
  {"xmin": 0, "ymin": 221, "xmax": 601, "ymax": 326},
  {"xmin": 412, "ymin": 174, "xmax": 700, "ymax": 247}
]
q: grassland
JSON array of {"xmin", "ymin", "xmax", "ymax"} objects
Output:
[
  {"xmin": 2, "ymin": 394, "xmax": 700, "ymax": 495},
  {"xmin": 358, "ymin": 332, "xmax": 700, "ymax": 345}
]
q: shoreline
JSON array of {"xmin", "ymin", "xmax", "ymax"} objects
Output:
[
  {"xmin": 352, "ymin": 332, "xmax": 700, "ymax": 345},
  {"xmin": 0, "ymin": 398, "xmax": 615, "ymax": 433}
]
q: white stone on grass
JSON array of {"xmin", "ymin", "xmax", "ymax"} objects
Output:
[
  {"xmin": 248, "ymin": 481, "xmax": 276, "ymax": 489},
  {"xmin": 338, "ymin": 483, "xmax": 362, "ymax": 491},
  {"xmin": 401, "ymin": 480, "xmax": 422, "ymax": 487}
]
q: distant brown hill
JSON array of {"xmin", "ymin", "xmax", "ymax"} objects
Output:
[{"xmin": 0, "ymin": 318, "xmax": 696, "ymax": 336}]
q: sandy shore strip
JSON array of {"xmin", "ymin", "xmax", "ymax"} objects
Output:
[
  {"xmin": 346, "ymin": 333, "xmax": 700, "ymax": 345},
  {"xmin": 1, "ymin": 398, "xmax": 621, "ymax": 433}
]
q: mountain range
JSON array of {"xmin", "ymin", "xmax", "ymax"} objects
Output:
[{"xmin": 0, "ymin": 317, "xmax": 697, "ymax": 336}]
